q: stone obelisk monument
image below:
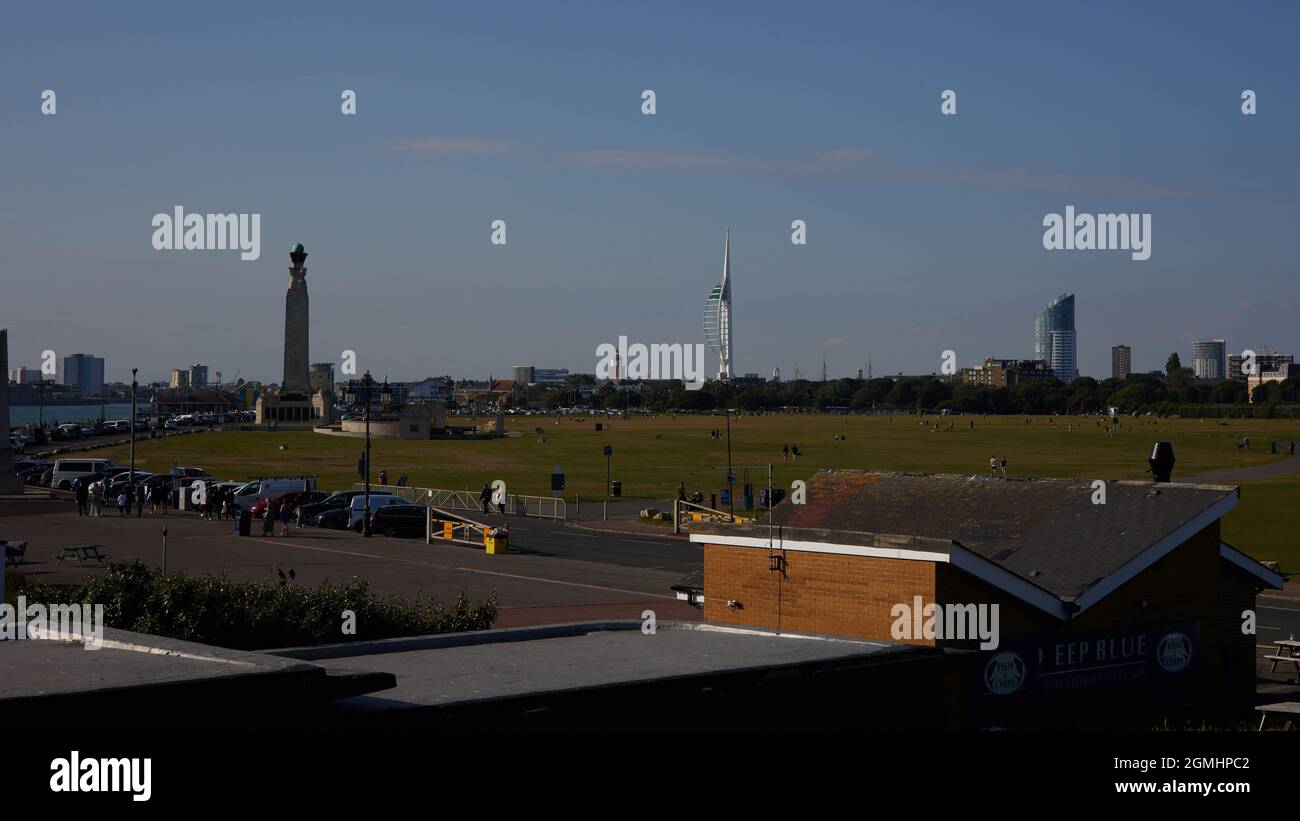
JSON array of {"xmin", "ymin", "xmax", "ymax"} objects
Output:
[
  {"xmin": 282, "ymin": 243, "xmax": 311, "ymax": 396},
  {"xmin": 0, "ymin": 329, "xmax": 25, "ymax": 494}
]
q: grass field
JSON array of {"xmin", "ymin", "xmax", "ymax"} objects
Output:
[{"xmin": 96, "ymin": 414, "xmax": 1300, "ymax": 572}]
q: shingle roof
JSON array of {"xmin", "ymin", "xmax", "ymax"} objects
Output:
[{"xmin": 697, "ymin": 469, "xmax": 1238, "ymax": 602}]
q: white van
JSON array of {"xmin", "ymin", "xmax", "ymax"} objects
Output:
[
  {"xmin": 231, "ymin": 477, "xmax": 318, "ymax": 510},
  {"xmin": 349, "ymin": 494, "xmax": 405, "ymax": 530},
  {"xmin": 51, "ymin": 458, "xmax": 119, "ymax": 490}
]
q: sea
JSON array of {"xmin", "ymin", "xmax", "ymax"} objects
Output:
[{"xmin": 7, "ymin": 402, "xmax": 152, "ymax": 427}]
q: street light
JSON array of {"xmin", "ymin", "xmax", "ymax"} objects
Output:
[
  {"xmin": 130, "ymin": 368, "xmax": 138, "ymax": 515},
  {"xmin": 362, "ymin": 371, "xmax": 374, "ymax": 537}
]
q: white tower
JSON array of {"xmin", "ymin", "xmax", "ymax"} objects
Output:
[{"xmin": 704, "ymin": 229, "xmax": 733, "ymax": 380}]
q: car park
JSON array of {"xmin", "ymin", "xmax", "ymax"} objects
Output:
[
  {"xmin": 230, "ymin": 476, "xmax": 318, "ymax": 511},
  {"xmin": 298, "ymin": 490, "xmax": 366, "ymax": 526},
  {"xmin": 250, "ymin": 490, "xmax": 327, "ymax": 519},
  {"xmin": 50, "ymin": 458, "xmax": 119, "ymax": 491},
  {"xmin": 368, "ymin": 505, "xmax": 429, "ymax": 538}
]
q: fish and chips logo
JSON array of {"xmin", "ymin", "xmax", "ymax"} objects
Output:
[
  {"xmin": 984, "ymin": 651, "xmax": 1025, "ymax": 696},
  {"xmin": 1156, "ymin": 632, "xmax": 1192, "ymax": 673}
]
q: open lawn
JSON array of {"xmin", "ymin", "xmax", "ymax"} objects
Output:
[{"xmin": 95, "ymin": 414, "xmax": 1300, "ymax": 571}]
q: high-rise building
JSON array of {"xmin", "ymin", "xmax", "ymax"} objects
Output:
[
  {"xmin": 512, "ymin": 366, "xmax": 535, "ymax": 385},
  {"xmin": 703, "ymin": 229, "xmax": 733, "ymax": 380},
  {"xmin": 1111, "ymin": 345, "xmax": 1131, "ymax": 380},
  {"xmin": 188, "ymin": 364, "xmax": 208, "ymax": 388},
  {"xmin": 1190, "ymin": 340, "xmax": 1227, "ymax": 381},
  {"xmin": 170, "ymin": 368, "xmax": 190, "ymax": 389},
  {"xmin": 1034, "ymin": 294, "xmax": 1077, "ymax": 381},
  {"xmin": 62, "ymin": 353, "xmax": 105, "ymax": 397}
]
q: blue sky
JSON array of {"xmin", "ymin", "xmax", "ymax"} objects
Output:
[{"xmin": 2, "ymin": 0, "xmax": 1297, "ymax": 385}]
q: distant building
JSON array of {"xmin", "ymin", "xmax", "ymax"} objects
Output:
[
  {"xmin": 1229, "ymin": 351, "xmax": 1293, "ymax": 382},
  {"xmin": 959, "ymin": 358, "xmax": 1051, "ymax": 388},
  {"xmin": 170, "ymin": 369, "xmax": 190, "ymax": 390},
  {"xmin": 8, "ymin": 366, "xmax": 42, "ymax": 384},
  {"xmin": 310, "ymin": 362, "xmax": 335, "ymax": 394},
  {"xmin": 1248, "ymin": 363, "xmax": 1300, "ymax": 402},
  {"xmin": 703, "ymin": 230, "xmax": 734, "ymax": 380},
  {"xmin": 188, "ymin": 364, "xmax": 208, "ymax": 388},
  {"xmin": 1190, "ymin": 340, "xmax": 1226, "ymax": 382},
  {"xmin": 1111, "ymin": 345, "xmax": 1131, "ymax": 380},
  {"xmin": 1034, "ymin": 294, "xmax": 1077, "ymax": 381},
  {"xmin": 533, "ymin": 368, "xmax": 570, "ymax": 384},
  {"xmin": 407, "ymin": 376, "xmax": 453, "ymax": 400},
  {"xmin": 62, "ymin": 353, "xmax": 105, "ymax": 397},
  {"xmin": 512, "ymin": 366, "xmax": 535, "ymax": 385}
]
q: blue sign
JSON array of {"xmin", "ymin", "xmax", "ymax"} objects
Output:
[{"xmin": 974, "ymin": 620, "xmax": 1199, "ymax": 702}]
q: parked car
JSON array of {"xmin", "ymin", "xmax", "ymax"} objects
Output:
[
  {"xmin": 230, "ymin": 477, "xmax": 318, "ymax": 511},
  {"xmin": 250, "ymin": 490, "xmax": 327, "ymax": 519},
  {"xmin": 50, "ymin": 458, "xmax": 119, "ymax": 491},
  {"xmin": 317, "ymin": 494, "xmax": 403, "ymax": 531},
  {"xmin": 169, "ymin": 466, "xmax": 210, "ymax": 479},
  {"xmin": 8, "ymin": 433, "xmax": 25, "ymax": 454},
  {"xmin": 298, "ymin": 490, "xmax": 367, "ymax": 526},
  {"xmin": 347, "ymin": 495, "xmax": 404, "ymax": 531},
  {"xmin": 368, "ymin": 505, "xmax": 429, "ymax": 538},
  {"xmin": 57, "ymin": 424, "xmax": 83, "ymax": 440}
]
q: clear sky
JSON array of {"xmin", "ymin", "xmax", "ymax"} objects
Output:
[{"xmin": 2, "ymin": 0, "xmax": 1297, "ymax": 385}]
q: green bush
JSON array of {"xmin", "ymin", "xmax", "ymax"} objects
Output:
[{"xmin": 18, "ymin": 561, "xmax": 496, "ymax": 650}]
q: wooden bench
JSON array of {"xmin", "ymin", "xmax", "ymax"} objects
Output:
[
  {"xmin": 55, "ymin": 544, "xmax": 108, "ymax": 567},
  {"xmin": 3, "ymin": 540, "xmax": 28, "ymax": 567},
  {"xmin": 1265, "ymin": 639, "xmax": 1300, "ymax": 675},
  {"xmin": 1256, "ymin": 701, "xmax": 1300, "ymax": 731}
]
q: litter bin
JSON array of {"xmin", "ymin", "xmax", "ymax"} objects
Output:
[
  {"xmin": 237, "ymin": 509, "xmax": 252, "ymax": 537},
  {"xmin": 484, "ymin": 527, "xmax": 508, "ymax": 555},
  {"xmin": 611, "ymin": 480, "xmax": 622, "ymax": 497},
  {"xmin": 720, "ymin": 488, "xmax": 731, "ymax": 507}
]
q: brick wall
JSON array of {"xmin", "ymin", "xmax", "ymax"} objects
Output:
[{"xmin": 703, "ymin": 544, "xmax": 936, "ymax": 641}]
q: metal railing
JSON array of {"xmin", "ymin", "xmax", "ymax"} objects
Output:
[
  {"xmin": 673, "ymin": 498, "xmax": 752, "ymax": 534},
  {"xmin": 352, "ymin": 484, "xmax": 566, "ymax": 520}
]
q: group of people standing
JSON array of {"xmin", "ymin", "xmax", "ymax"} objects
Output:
[{"xmin": 75, "ymin": 478, "xmax": 165, "ymax": 517}]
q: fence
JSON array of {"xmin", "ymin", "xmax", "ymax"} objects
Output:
[
  {"xmin": 352, "ymin": 484, "xmax": 567, "ymax": 520},
  {"xmin": 672, "ymin": 498, "xmax": 752, "ymax": 535}
]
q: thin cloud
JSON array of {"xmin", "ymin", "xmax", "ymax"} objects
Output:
[
  {"xmin": 573, "ymin": 146, "xmax": 877, "ymax": 172},
  {"xmin": 388, "ymin": 138, "xmax": 530, "ymax": 155}
]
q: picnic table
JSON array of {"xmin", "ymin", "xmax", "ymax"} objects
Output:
[
  {"xmin": 1255, "ymin": 701, "xmax": 1300, "ymax": 731},
  {"xmin": 55, "ymin": 544, "xmax": 108, "ymax": 567},
  {"xmin": 1264, "ymin": 638, "xmax": 1300, "ymax": 680}
]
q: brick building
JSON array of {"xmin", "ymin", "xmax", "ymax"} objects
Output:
[
  {"xmin": 691, "ymin": 470, "xmax": 1283, "ymax": 728},
  {"xmin": 958, "ymin": 357, "xmax": 1051, "ymax": 388}
]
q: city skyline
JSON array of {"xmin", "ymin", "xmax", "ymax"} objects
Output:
[{"xmin": 2, "ymin": 2, "xmax": 1297, "ymax": 384}]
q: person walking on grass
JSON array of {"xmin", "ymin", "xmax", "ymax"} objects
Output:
[
  {"xmin": 989, "ymin": 456, "xmax": 999, "ymax": 476},
  {"xmin": 378, "ymin": 469, "xmax": 388, "ymax": 487},
  {"xmin": 1000, "ymin": 456, "xmax": 1008, "ymax": 478}
]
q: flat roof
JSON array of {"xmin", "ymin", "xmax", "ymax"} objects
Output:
[{"xmin": 271, "ymin": 621, "xmax": 919, "ymax": 709}]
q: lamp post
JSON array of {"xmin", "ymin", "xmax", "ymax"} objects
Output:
[
  {"xmin": 362, "ymin": 371, "xmax": 374, "ymax": 537},
  {"xmin": 130, "ymin": 368, "xmax": 138, "ymax": 515}
]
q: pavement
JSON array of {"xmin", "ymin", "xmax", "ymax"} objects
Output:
[
  {"xmin": 1, "ymin": 507, "xmax": 702, "ymax": 628},
  {"xmin": 1182, "ymin": 453, "xmax": 1300, "ymax": 483}
]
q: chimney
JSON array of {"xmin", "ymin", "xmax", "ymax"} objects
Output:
[{"xmin": 1148, "ymin": 442, "xmax": 1175, "ymax": 482}]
